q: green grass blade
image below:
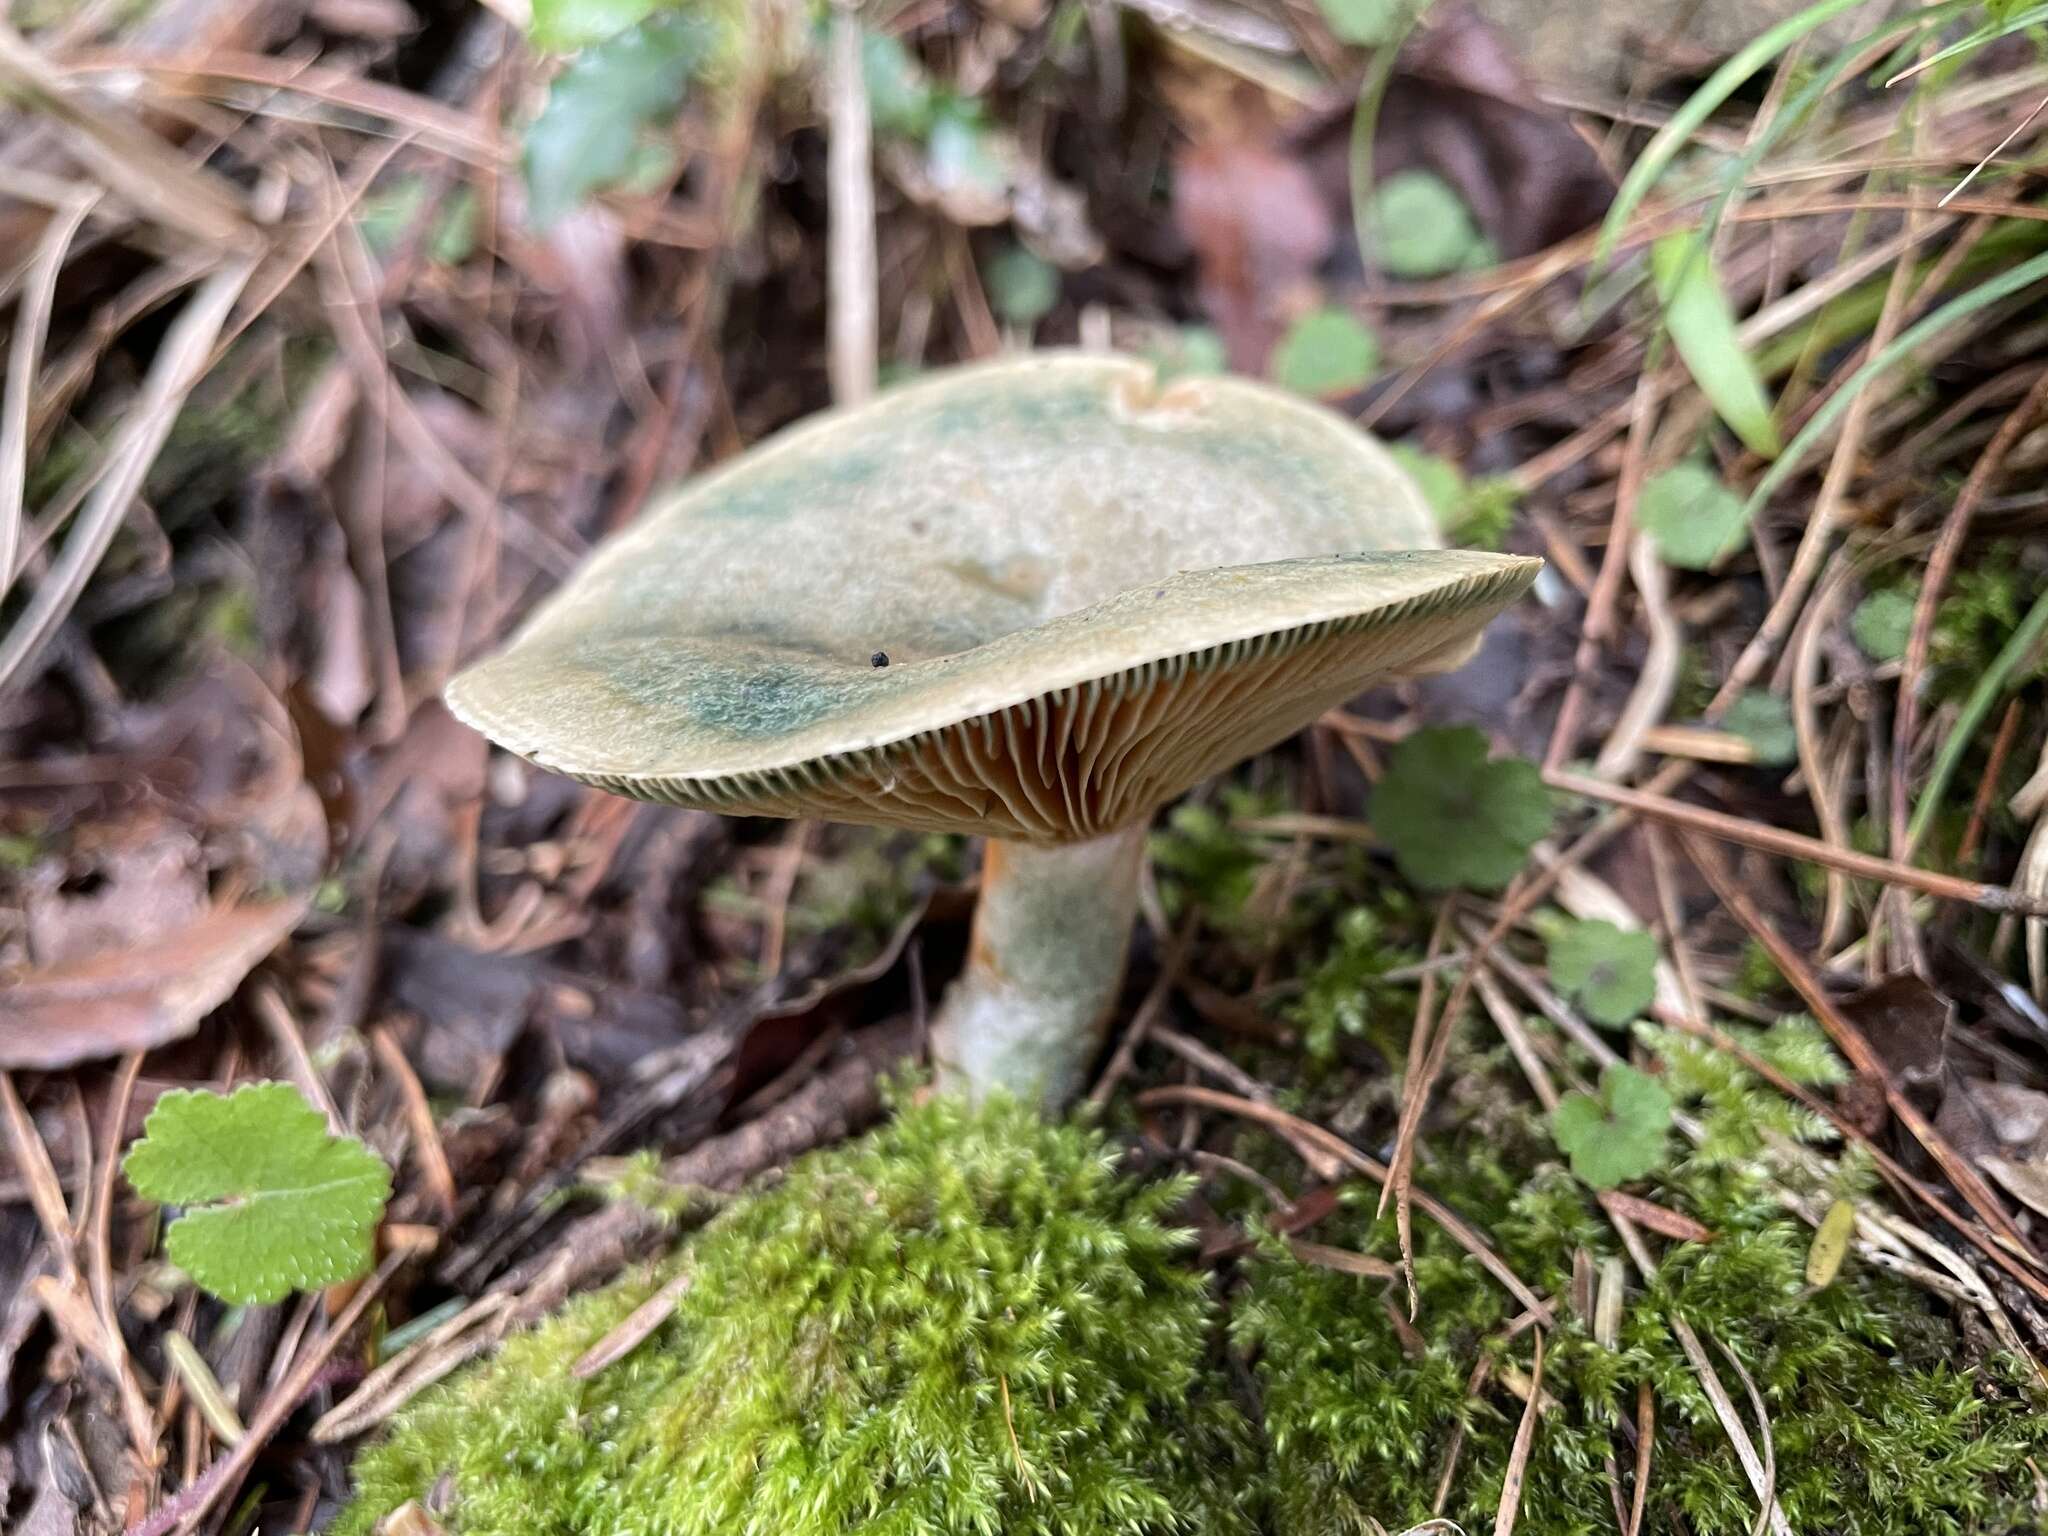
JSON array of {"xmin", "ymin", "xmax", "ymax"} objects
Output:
[
  {"xmin": 1739, "ymin": 246, "xmax": 2048, "ymax": 525},
  {"xmin": 1595, "ymin": 0, "xmax": 1873, "ymax": 268},
  {"xmin": 1887, "ymin": 1, "xmax": 2048, "ymax": 86},
  {"xmin": 1652, "ymin": 232, "xmax": 1781, "ymax": 457},
  {"xmin": 1907, "ymin": 586, "xmax": 2048, "ymax": 860}
]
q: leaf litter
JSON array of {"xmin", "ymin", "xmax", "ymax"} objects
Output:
[{"xmin": 4, "ymin": 0, "xmax": 2048, "ymax": 1531}]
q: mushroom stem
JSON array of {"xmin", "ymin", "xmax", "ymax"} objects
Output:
[{"xmin": 931, "ymin": 826, "xmax": 1148, "ymax": 1111}]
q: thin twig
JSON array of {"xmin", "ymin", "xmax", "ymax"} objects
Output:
[
  {"xmin": 1548, "ymin": 770, "xmax": 2048, "ymax": 916},
  {"xmin": 826, "ymin": 0, "xmax": 878, "ymax": 406}
]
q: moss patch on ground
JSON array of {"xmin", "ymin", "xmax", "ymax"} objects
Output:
[
  {"xmin": 1239, "ymin": 1019, "xmax": 2048, "ymax": 1536},
  {"xmin": 341, "ymin": 1025, "xmax": 2044, "ymax": 1536},
  {"xmin": 340, "ymin": 1094, "xmax": 1251, "ymax": 1536}
]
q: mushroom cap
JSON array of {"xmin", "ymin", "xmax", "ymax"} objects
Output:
[{"xmin": 449, "ymin": 351, "xmax": 1539, "ymax": 842}]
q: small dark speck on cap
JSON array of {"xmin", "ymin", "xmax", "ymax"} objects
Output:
[
  {"xmin": 1154, "ymin": 589, "xmax": 1165, "ymax": 598},
  {"xmin": 870, "ymin": 651, "xmax": 890, "ymax": 668}
]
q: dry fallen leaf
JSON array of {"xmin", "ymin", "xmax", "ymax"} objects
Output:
[
  {"xmin": 1173, "ymin": 138, "xmax": 1333, "ymax": 373},
  {"xmin": 0, "ymin": 897, "xmax": 309, "ymax": 1069}
]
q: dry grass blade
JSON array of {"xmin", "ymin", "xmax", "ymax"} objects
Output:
[
  {"xmin": 1669, "ymin": 1313, "xmax": 1789, "ymax": 1536},
  {"xmin": 1942, "ymin": 91, "xmax": 2048, "ymax": 206},
  {"xmin": 1286, "ymin": 1238, "xmax": 1400, "ymax": 1279},
  {"xmin": 1134, "ymin": 1083, "xmax": 1553, "ymax": 1322},
  {"xmin": 1625, "ymin": 1383, "xmax": 1653, "ymax": 1536},
  {"xmin": 1683, "ymin": 835, "xmax": 2045, "ymax": 1275},
  {"xmin": 310, "ymin": 1292, "xmax": 515, "ymax": 1442},
  {"xmin": 1549, "ymin": 771, "xmax": 2048, "ymax": 916},
  {"xmin": 0, "ymin": 191, "xmax": 97, "ymax": 600},
  {"xmin": 0, "ymin": 257, "xmax": 255, "ymax": 690},
  {"xmin": 161, "ymin": 1244, "xmax": 418, "ymax": 1536},
  {"xmin": 1493, "ymin": 1330, "xmax": 1544, "ymax": 1536},
  {"xmin": 66, "ymin": 51, "xmax": 508, "ymax": 168},
  {"xmin": 570, "ymin": 1271, "xmax": 693, "ymax": 1378},
  {"xmin": 0, "ymin": 26, "xmax": 254, "ymax": 251},
  {"xmin": 1719, "ymin": 185, "xmax": 1927, "ymax": 712},
  {"xmin": 1893, "ymin": 364, "xmax": 2048, "ymax": 865}
]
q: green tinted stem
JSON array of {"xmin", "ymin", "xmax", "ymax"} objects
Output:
[{"xmin": 931, "ymin": 826, "xmax": 1147, "ymax": 1111}]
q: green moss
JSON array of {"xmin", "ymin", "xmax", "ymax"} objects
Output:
[
  {"xmin": 1237, "ymin": 1022, "xmax": 2046, "ymax": 1536},
  {"xmin": 340, "ymin": 1095, "xmax": 1252, "ymax": 1536}
]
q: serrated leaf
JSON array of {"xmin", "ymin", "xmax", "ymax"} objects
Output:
[
  {"xmin": 984, "ymin": 243, "xmax": 1059, "ymax": 327},
  {"xmin": 1371, "ymin": 727, "xmax": 1552, "ymax": 892},
  {"xmin": 1549, "ymin": 919, "xmax": 1658, "ymax": 1028},
  {"xmin": 1639, "ymin": 460, "xmax": 1749, "ymax": 570},
  {"xmin": 124, "ymin": 1083, "xmax": 391, "ymax": 1305},
  {"xmin": 1551, "ymin": 1063, "xmax": 1672, "ymax": 1189},
  {"xmin": 528, "ymin": 0, "xmax": 656, "ymax": 52},
  {"xmin": 1852, "ymin": 587, "xmax": 1915, "ymax": 662},
  {"xmin": 1651, "ymin": 232, "xmax": 1780, "ymax": 459},
  {"xmin": 1271, "ymin": 308, "xmax": 1379, "ymax": 400},
  {"xmin": 1370, "ymin": 171, "xmax": 1487, "ymax": 279},
  {"xmin": 1724, "ymin": 690, "xmax": 1796, "ymax": 767},
  {"xmin": 523, "ymin": 13, "xmax": 708, "ymax": 230}
]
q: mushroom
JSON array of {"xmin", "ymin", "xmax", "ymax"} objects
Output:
[{"xmin": 448, "ymin": 352, "xmax": 1539, "ymax": 1109}]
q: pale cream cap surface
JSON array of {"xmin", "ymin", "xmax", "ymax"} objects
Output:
[{"xmin": 448, "ymin": 351, "xmax": 1540, "ymax": 841}]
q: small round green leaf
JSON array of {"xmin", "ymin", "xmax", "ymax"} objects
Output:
[
  {"xmin": 1551, "ymin": 1063, "xmax": 1673, "ymax": 1189},
  {"xmin": 1724, "ymin": 690, "xmax": 1796, "ymax": 767},
  {"xmin": 1639, "ymin": 461, "xmax": 1749, "ymax": 570},
  {"xmin": 1271, "ymin": 308, "xmax": 1379, "ymax": 400},
  {"xmin": 124, "ymin": 1083, "xmax": 392, "ymax": 1306},
  {"xmin": 1370, "ymin": 171, "xmax": 1487, "ymax": 279},
  {"xmin": 984, "ymin": 243, "xmax": 1059, "ymax": 328},
  {"xmin": 1548, "ymin": 918, "xmax": 1658, "ymax": 1027},
  {"xmin": 1851, "ymin": 587, "xmax": 1915, "ymax": 662},
  {"xmin": 1371, "ymin": 727, "xmax": 1551, "ymax": 892}
]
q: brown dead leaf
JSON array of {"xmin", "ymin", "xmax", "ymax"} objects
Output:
[
  {"xmin": 1983, "ymin": 1158, "xmax": 2048, "ymax": 1221},
  {"xmin": 0, "ymin": 896, "xmax": 308, "ymax": 1068},
  {"xmin": 23, "ymin": 820, "xmax": 205, "ymax": 967},
  {"xmin": 1936, "ymin": 1076, "xmax": 2048, "ymax": 1166},
  {"xmin": 1839, "ymin": 973, "xmax": 1950, "ymax": 1104},
  {"xmin": 1173, "ymin": 137, "xmax": 1333, "ymax": 373}
]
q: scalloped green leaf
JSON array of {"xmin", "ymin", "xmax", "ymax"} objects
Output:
[
  {"xmin": 1640, "ymin": 460, "xmax": 1749, "ymax": 571},
  {"xmin": 1370, "ymin": 171, "xmax": 1488, "ymax": 279},
  {"xmin": 1852, "ymin": 587, "xmax": 1915, "ymax": 662},
  {"xmin": 1271, "ymin": 308, "xmax": 1379, "ymax": 400},
  {"xmin": 1371, "ymin": 727, "xmax": 1551, "ymax": 892},
  {"xmin": 528, "ymin": 0, "xmax": 655, "ymax": 52},
  {"xmin": 1724, "ymin": 690, "xmax": 1796, "ymax": 767},
  {"xmin": 1551, "ymin": 1063, "xmax": 1672, "ymax": 1189},
  {"xmin": 1548, "ymin": 918, "xmax": 1658, "ymax": 1028},
  {"xmin": 124, "ymin": 1083, "xmax": 391, "ymax": 1305},
  {"xmin": 523, "ymin": 13, "xmax": 711, "ymax": 230}
]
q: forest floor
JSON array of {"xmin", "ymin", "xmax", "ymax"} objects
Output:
[{"xmin": 5, "ymin": 0, "xmax": 2048, "ymax": 1532}]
